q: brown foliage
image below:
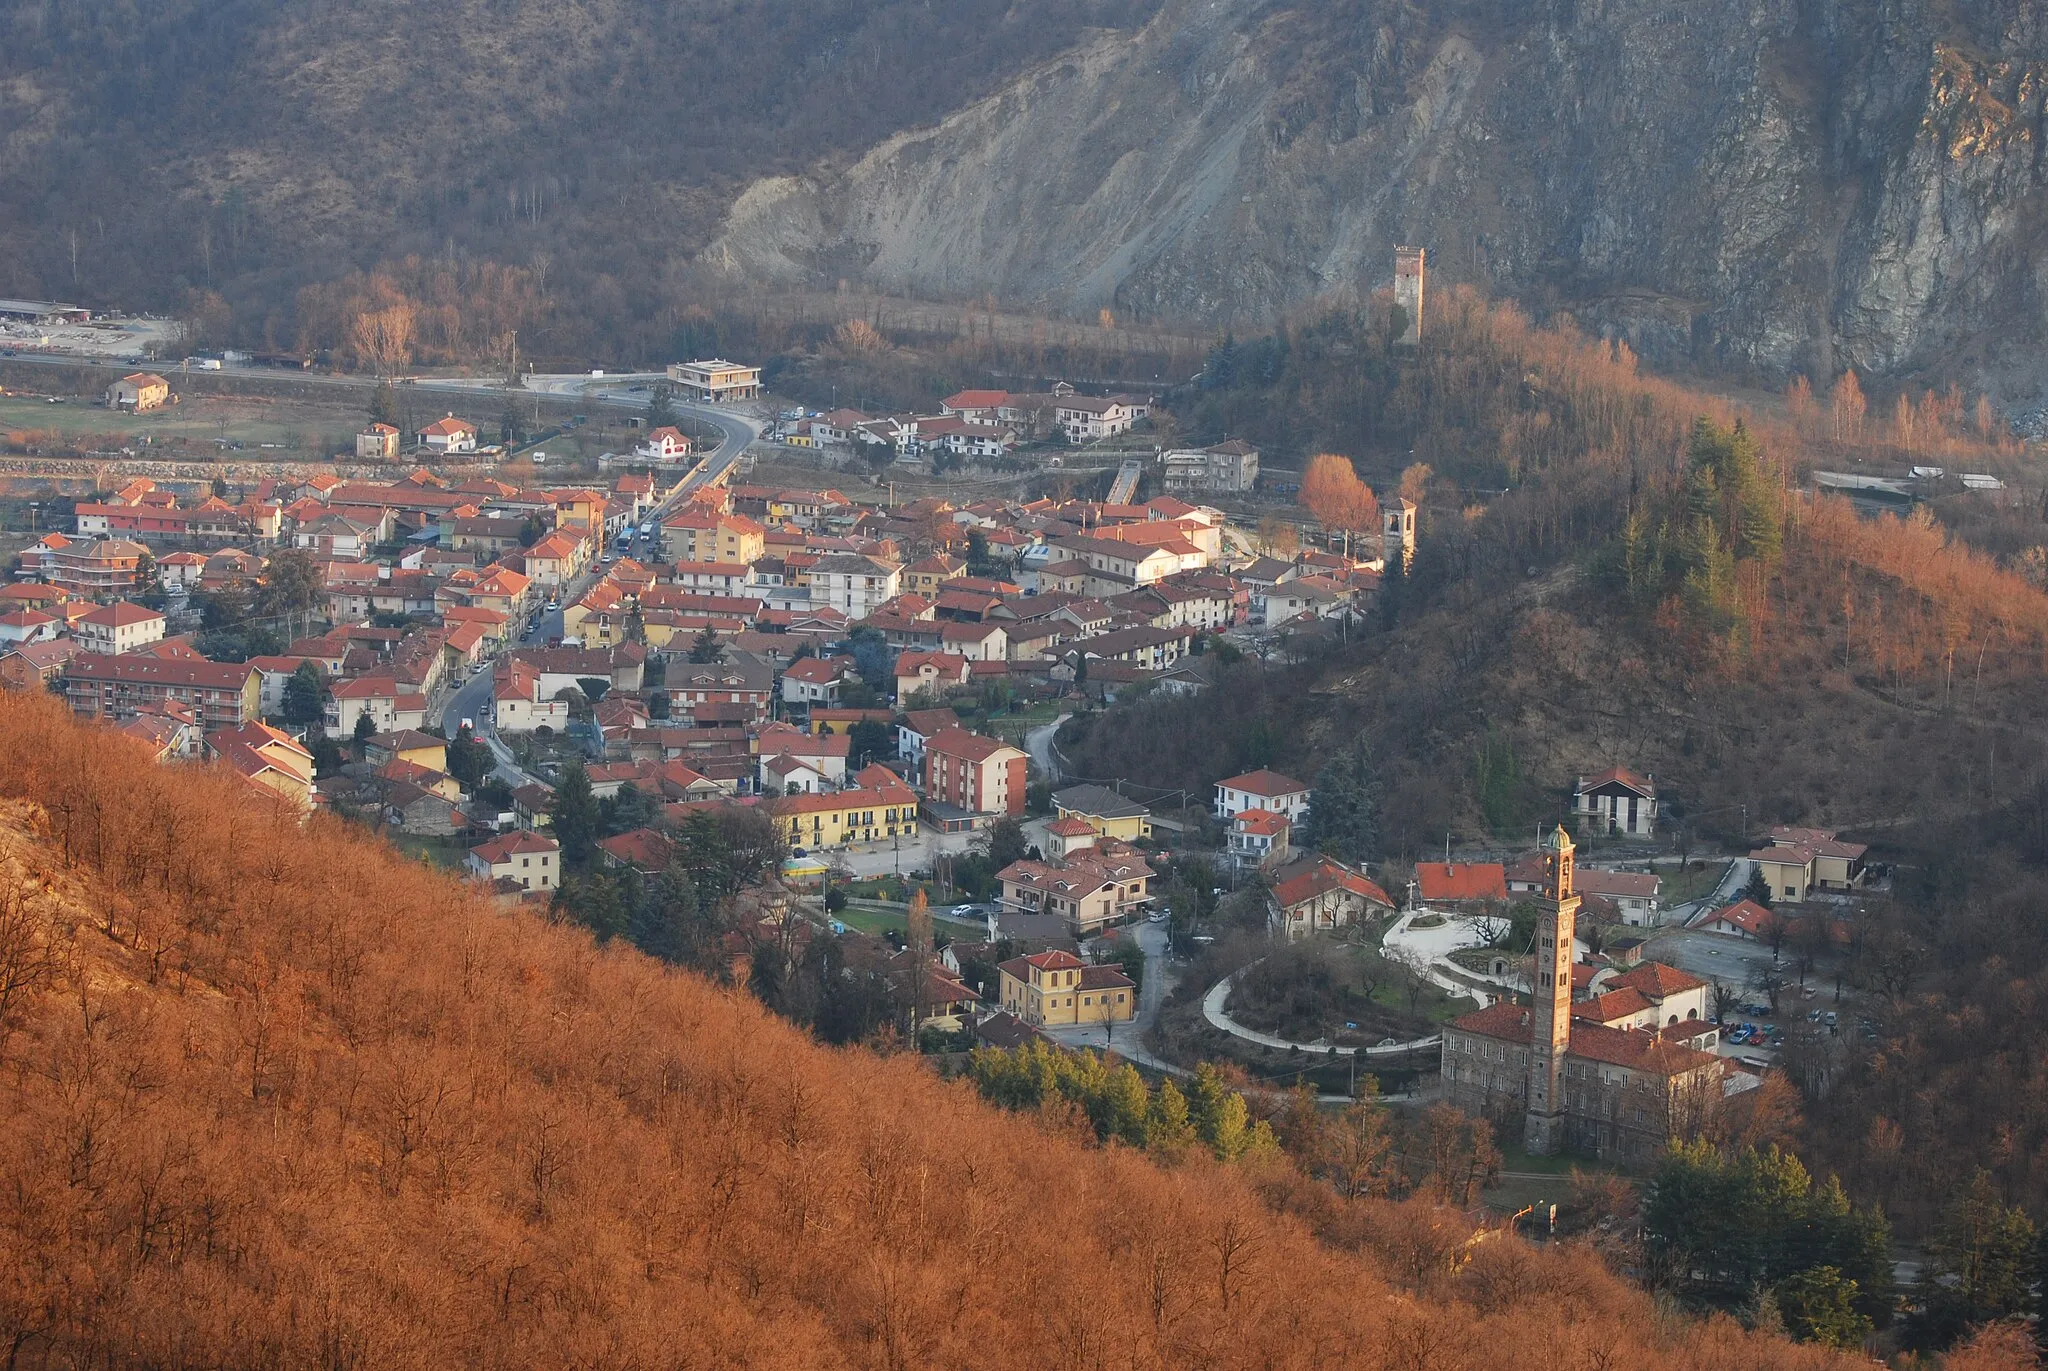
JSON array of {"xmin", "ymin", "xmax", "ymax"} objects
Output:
[
  {"xmin": 1944, "ymin": 1322, "xmax": 2042, "ymax": 1371},
  {"xmin": 0, "ymin": 693, "xmax": 1868, "ymax": 1371},
  {"xmin": 1300, "ymin": 453, "xmax": 1380, "ymax": 543}
]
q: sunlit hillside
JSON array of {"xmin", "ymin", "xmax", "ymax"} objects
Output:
[{"xmin": 0, "ymin": 691, "xmax": 1882, "ymax": 1370}]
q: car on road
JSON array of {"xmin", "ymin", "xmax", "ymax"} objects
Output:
[
  {"xmin": 1148, "ymin": 909, "xmax": 1168, "ymax": 923},
  {"xmin": 950, "ymin": 904, "xmax": 976, "ymax": 917}
]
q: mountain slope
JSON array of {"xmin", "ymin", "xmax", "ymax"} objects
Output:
[
  {"xmin": 0, "ymin": 696, "xmax": 1864, "ymax": 1371},
  {"xmin": 0, "ymin": 0, "xmax": 1158, "ymax": 350},
  {"xmin": 711, "ymin": 0, "xmax": 2048, "ymax": 400}
]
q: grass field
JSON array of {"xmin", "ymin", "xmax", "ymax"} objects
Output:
[
  {"xmin": 835, "ymin": 901, "xmax": 984, "ymax": 942},
  {"xmin": 0, "ymin": 390, "xmax": 366, "ymax": 456},
  {"xmin": 1661, "ymin": 859, "xmax": 1733, "ymax": 906}
]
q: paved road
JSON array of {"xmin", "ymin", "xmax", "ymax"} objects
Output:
[
  {"xmin": 419, "ymin": 373, "xmax": 761, "ymax": 792},
  {"xmin": 1668, "ymin": 857, "xmax": 1750, "ymax": 925},
  {"xmin": 1040, "ymin": 918, "xmax": 1184, "ymax": 1073},
  {"xmin": 1022, "ymin": 713, "xmax": 1071, "ymax": 783}
]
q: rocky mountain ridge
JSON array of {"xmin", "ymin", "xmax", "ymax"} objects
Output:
[{"xmin": 711, "ymin": 0, "xmax": 2048, "ymax": 400}]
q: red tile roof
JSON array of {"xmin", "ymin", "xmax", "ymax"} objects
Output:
[
  {"xmin": 1449, "ymin": 1004, "xmax": 1721, "ymax": 1075},
  {"xmin": 1217, "ymin": 768, "xmax": 1309, "ymax": 798},
  {"xmin": 1700, "ymin": 899, "xmax": 1776, "ymax": 937},
  {"xmin": 1609, "ymin": 961, "xmax": 1707, "ymax": 998},
  {"xmin": 1269, "ymin": 857, "xmax": 1391, "ymax": 911},
  {"xmin": 1414, "ymin": 862, "xmax": 1508, "ymax": 902},
  {"xmin": 80, "ymin": 600, "xmax": 163, "ymax": 628},
  {"xmin": 1766, "ymin": 826, "xmax": 1868, "ymax": 861},
  {"xmin": 470, "ymin": 831, "xmax": 558, "ymax": 863},
  {"xmin": 1232, "ymin": 808, "xmax": 1292, "ymax": 837},
  {"xmin": 1571, "ymin": 987, "xmax": 1653, "ymax": 1025},
  {"xmin": 925, "ymin": 727, "xmax": 1021, "ymax": 764},
  {"xmin": 1579, "ymin": 765, "xmax": 1654, "ymax": 795}
]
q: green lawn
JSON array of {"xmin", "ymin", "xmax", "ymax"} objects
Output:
[
  {"xmin": 389, "ymin": 833, "xmax": 470, "ymax": 871},
  {"xmin": 985, "ymin": 701, "xmax": 1066, "ymax": 742},
  {"xmin": 834, "ymin": 902, "xmax": 983, "ymax": 942},
  {"xmin": 1661, "ymin": 859, "xmax": 1733, "ymax": 906}
]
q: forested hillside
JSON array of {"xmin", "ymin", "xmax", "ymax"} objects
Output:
[
  {"xmin": 0, "ymin": 0, "xmax": 1155, "ymax": 360},
  {"xmin": 0, "ymin": 692, "xmax": 1892, "ymax": 1370},
  {"xmin": 10, "ymin": 0, "xmax": 2048, "ymax": 399},
  {"xmin": 1063, "ymin": 287, "xmax": 2048, "ymax": 1238}
]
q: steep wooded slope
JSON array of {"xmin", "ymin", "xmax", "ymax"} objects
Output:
[
  {"xmin": 0, "ymin": 693, "xmax": 1867, "ymax": 1370},
  {"xmin": 1063, "ymin": 289, "xmax": 2048, "ymax": 855},
  {"xmin": 0, "ymin": 0, "xmax": 1156, "ymax": 350}
]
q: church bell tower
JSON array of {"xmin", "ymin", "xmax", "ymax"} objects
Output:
[{"xmin": 1524, "ymin": 825, "xmax": 1578, "ymax": 1155}]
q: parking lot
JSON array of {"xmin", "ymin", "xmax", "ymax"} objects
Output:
[{"xmin": 1646, "ymin": 929, "xmax": 1782, "ymax": 989}]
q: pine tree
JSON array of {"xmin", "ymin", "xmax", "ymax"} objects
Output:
[
  {"xmin": 1913, "ymin": 1170, "xmax": 2038, "ymax": 1347},
  {"xmin": 1306, "ymin": 738, "xmax": 1383, "ymax": 861},
  {"xmin": 1145, "ymin": 1080, "xmax": 1197, "ymax": 1160},
  {"xmin": 281, "ymin": 661, "xmax": 326, "ymax": 726},
  {"xmin": 549, "ymin": 761, "xmax": 600, "ymax": 866}
]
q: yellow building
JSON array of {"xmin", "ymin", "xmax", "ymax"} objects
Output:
[
  {"xmin": 809, "ymin": 707, "xmax": 893, "ymax": 736},
  {"xmin": 1051, "ymin": 783, "xmax": 1153, "ymax": 843},
  {"xmin": 367, "ymin": 728, "xmax": 449, "ymax": 772},
  {"xmin": 205, "ymin": 722, "xmax": 316, "ymax": 813},
  {"xmin": 106, "ymin": 372, "xmax": 171, "ymax": 412},
  {"xmin": 996, "ymin": 949, "xmax": 1136, "ymax": 1028},
  {"xmin": 551, "ymin": 488, "xmax": 608, "ymax": 531},
  {"xmin": 661, "ymin": 508, "xmax": 766, "ymax": 565},
  {"xmin": 771, "ymin": 768, "xmax": 920, "ymax": 849}
]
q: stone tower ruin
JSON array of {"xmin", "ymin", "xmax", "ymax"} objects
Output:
[{"xmin": 1393, "ymin": 246, "xmax": 1425, "ymax": 346}]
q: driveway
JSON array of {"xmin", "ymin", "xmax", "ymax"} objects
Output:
[{"xmin": 1040, "ymin": 918, "xmax": 1183, "ymax": 1073}]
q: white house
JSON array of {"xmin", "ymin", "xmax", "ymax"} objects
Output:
[
  {"xmin": 637, "ymin": 426, "xmax": 694, "ymax": 461},
  {"xmin": 74, "ymin": 601, "xmax": 165, "ymax": 655},
  {"xmin": 420, "ymin": 416, "xmax": 479, "ymax": 454},
  {"xmin": 1573, "ymin": 868, "xmax": 1663, "ymax": 927},
  {"xmin": 1214, "ymin": 769, "xmax": 1312, "ymax": 823},
  {"xmin": 1572, "ymin": 766, "xmax": 1658, "ymax": 838},
  {"xmin": 493, "ymin": 662, "xmax": 572, "ymax": 734},
  {"xmin": 808, "ymin": 553, "xmax": 902, "ymax": 620},
  {"xmin": 1055, "ymin": 394, "xmax": 1148, "ymax": 443},
  {"xmin": 466, "ymin": 831, "xmax": 559, "ymax": 891},
  {"xmin": 780, "ymin": 654, "xmax": 853, "ymax": 706}
]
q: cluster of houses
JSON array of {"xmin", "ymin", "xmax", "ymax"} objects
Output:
[
  {"xmin": 4, "ymin": 452, "xmax": 1406, "ymax": 891},
  {"xmin": 777, "ymin": 384, "xmax": 1155, "ymax": 467},
  {"xmin": 773, "ymin": 382, "xmax": 1267, "ymax": 495}
]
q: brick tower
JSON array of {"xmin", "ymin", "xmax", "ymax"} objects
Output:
[
  {"xmin": 1524, "ymin": 824, "xmax": 1578, "ymax": 1155},
  {"xmin": 1393, "ymin": 246, "xmax": 1425, "ymax": 346}
]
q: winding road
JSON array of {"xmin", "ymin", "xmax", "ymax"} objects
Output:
[{"xmin": 422, "ymin": 371, "xmax": 764, "ymax": 791}]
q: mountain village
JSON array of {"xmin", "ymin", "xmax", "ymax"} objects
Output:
[{"xmin": 0, "ymin": 345, "xmax": 1876, "ymax": 1170}]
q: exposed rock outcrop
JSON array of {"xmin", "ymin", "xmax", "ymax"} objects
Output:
[{"xmin": 711, "ymin": 0, "xmax": 2048, "ymax": 397}]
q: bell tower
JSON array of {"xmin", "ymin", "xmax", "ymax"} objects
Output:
[{"xmin": 1524, "ymin": 825, "xmax": 1579, "ymax": 1155}]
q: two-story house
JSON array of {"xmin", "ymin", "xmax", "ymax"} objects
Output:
[
  {"xmin": 997, "ymin": 949, "xmax": 1136, "ymax": 1028},
  {"xmin": 465, "ymin": 831, "xmax": 559, "ymax": 891}
]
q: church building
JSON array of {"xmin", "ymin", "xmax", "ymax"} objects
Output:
[{"xmin": 1439, "ymin": 827, "xmax": 1727, "ymax": 1162}]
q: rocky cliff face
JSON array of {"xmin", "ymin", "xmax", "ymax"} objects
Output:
[{"xmin": 710, "ymin": 0, "xmax": 2048, "ymax": 397}]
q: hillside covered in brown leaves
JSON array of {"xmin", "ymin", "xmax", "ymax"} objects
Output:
[
  {"xmin": 1072, "ymin": 286, "xmax": 2048, "ymax": 857},
  {"xmin": 0, "ymin": 691, "xmax": 1886, "ymax": 1371}
]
